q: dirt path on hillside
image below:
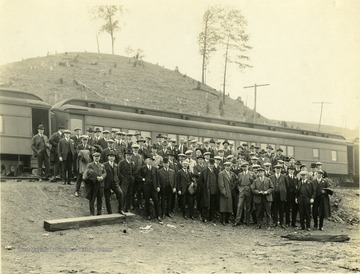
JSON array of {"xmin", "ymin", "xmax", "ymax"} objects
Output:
[{"xmin": 1, "ymin": 181, "xmax": 359, "ymax": 273}]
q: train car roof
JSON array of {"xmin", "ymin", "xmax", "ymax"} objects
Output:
[
  {"xmin": 0, "ymin": 88, "xmax": 51, "ymax": 108},
  {"xmin": 53, "ymin": 98, "xmax": 346, "ymax": 141}
]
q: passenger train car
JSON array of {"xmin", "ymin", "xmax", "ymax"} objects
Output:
[{"xmin": 0, "ymin": 89, "xmax": 358, "ymax": 184}]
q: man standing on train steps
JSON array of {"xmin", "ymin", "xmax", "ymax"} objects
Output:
[
  {"xmin": 31, "ymin": 124, "xmax": 51, "ymax": 181},
  {"xmin": 58, "ymin": 129, "xmax": 75, "ymax": 185}
]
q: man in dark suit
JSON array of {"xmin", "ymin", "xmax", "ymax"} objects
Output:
[
  {"xmin": 251, "ymin": 168, "xmax": 274, "ymax": 228},
  {"xmin": 285, "ymin": 165, "xmax": 298, "ymax": 227},
  {"xmin": 101, "ymin": 139, "xmax": 119, "ymax": 163},
  {"xmin": 103, "ymin": 150, "xmax": 125, "ymax": 215},
  {"xmin": 135, "ymin": 155, "xmax": 161, "ymax": 221},
  {"xmin": 197, "ymin": 158, "xmax": 218, "ymax": 222},
  {"xmin": 158, "ymin": 140, "xmax": 169, "ymax": 158},
  {"xmin": 83, "ymin": 152, "xmax": 107, "ymax": 215},
  {"xmin": 270, "ymin": 164, "xmax": 287, "ymax": 228},
  {"xmin": 177, "ymin": 158, "xmax": 195, "ymax": 219},
  {"xmin": 71, "ymin": 127, "xmax": 82, "ymax": 179},
  {"xmin": 157, "ymin": 157, "xmax": 176, "ymax": 218},
  {"xmin": 118, "ymin": 149, "xmax": 136, "ymax": 212},
  {"xmin": 49, "ymin": 123, "xmax": 64, "ymax": 181},
  {"xmin": 31, "ymin": 124, "xmax": 51, "ymax": 181},
  {"xmin": 131, "ymin": 143, "xmax": 144, "ymax": 209},
  {"xmin": 178, "ymin": 138, "xmax": 188, "ymax": 155},
  {"xmin": 58, "ymin": 129, "xmax": 76, "ymax": 185},
  {"xmin": 98, "ymin": 130, "xmax": 110, "ymax": 149},
  {"xmin": 75, "ymin": 135, "xmax": 93, "ymax": 197},
  {"xmin": 296, "ymin": 171, "xmax": 315, "ymax": 231}
]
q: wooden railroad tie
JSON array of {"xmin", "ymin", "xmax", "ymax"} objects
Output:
[{"xmin": 44, "ymin": 213, "xmax": 135, "ymax": 232}]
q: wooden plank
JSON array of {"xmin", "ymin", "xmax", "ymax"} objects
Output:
[
  {"xmin": 43, "ymin": 213, "xmax": 135, "ymax": 232},
  {"xmin": 281, "ymin": 234, "xmax": 350, "ymax": 242}
]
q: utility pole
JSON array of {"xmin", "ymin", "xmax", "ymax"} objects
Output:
[
  {"xmin": 243, "ymin": 83, "xmax": 270, "ymax": 123},
  {"xmin": 313, "ymin": 101, "xmax": 332, "ymax": 131}
]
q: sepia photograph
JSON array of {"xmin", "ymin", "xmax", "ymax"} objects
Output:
[{"xmin": 0, "ymin": 0, "xmax": 359, "ymax": 273}]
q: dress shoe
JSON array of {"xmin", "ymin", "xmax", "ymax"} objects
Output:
[
  {"xmin": 319, "ymin": 227, "xmax": 324, "ymax": 231},
  {"xmin": 307, "ymin": 228, "xmax": 311, "ymax": 231},
  {"xmin": 202, "ymin": 219, "xmax": 208, "ymax": 223},
  {"xmin": 183, "ymin": 216, "xmax": 188, "ymax": 220},
  {"xmin": 62, "ymin": 182, "xmax": 67, "ymax": 185},
  {"xmin": 166, "ymin": 214, "xmax": 172, "ymax": 218},
  {"xmin": 67, "ymin": 182, "xmax": 73, "ymax": 185},
  {"xmin": 118, "ymin": 210, "xmax": 126, "ymax": 215},
  {"xmin": 233, "ymin": 222, "xmax": 239, "ymax": 227},
  {"xmin": 222, "ymin": 221, "xmax": 226, "ymax": 226},
  {"xmin": 301, "ymin": 227, "xmax": 306, "ymax": 230},
  {"xmin": 190, "ymin": 216, "xmax": 195, "ymax": 220},
  {"xmin": 147, "ymin": 216, "xmax": 151, "ymax": 220},
  {"xmin": 157, "ymin": 217, "xmax": 162, "ymax": 222},
  {"xmin": 258, "ymin": 224, "xmax": 262, "ymax": 229},
  {"xmin": 291, "ymin": 224, "xmax": 298, "ymax": 228},
  {"xmin": 75, "ymin": 192, "xmax": 79, "ymax": 197}
]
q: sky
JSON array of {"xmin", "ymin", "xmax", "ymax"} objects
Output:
[{"xmin": 0, "ymin": 0, "xmax": 359, "ymax": 129}]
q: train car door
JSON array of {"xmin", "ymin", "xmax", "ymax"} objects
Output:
[{"xmin": 32, "ymin": 108, "xmax": 50, "ymax": 136}]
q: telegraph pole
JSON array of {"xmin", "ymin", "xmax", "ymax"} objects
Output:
[
  {"xmin": 313, "ymin": 101, "xmax": 332, "ymax": 131},
  {"xmin": 243, "ymin": 83, "xmax": 270, "ymax": 123}
]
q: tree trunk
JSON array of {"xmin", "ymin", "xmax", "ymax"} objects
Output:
[
  {"xmin": 201, "ymin": 19, "xmax": 208, "ymax": 84},
  {"xmin": 222, "ymin": 40, "xmax": 229, "ymax": 105}
]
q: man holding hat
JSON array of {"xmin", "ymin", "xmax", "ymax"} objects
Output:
[
  {"xmin": 312, "ymin": 170, "xmax": 331, "ymax": 230},
  {"xmin": 197, "ymin": 158, "xmax": 218, "ymax": 222},
  {"xmin": 135, "ymin": 154, "xmax": 161, "ymax": 221},
  {"xmin": 49, "ymin": 123, "xmax": 65, "ymax": 181},
  {"xmin": 83, "ymin": 152, "xmax": 106, "ymax": 215},
  {"xmin": 296, "ymin": 171, "xmax": 315, "ymax": 231},
  {"xmin": 157, "ymin": 157, "xmax": 176, "ymax": 218},
  {"xmin": 103, "ymin": 150, "xmax": 124, "ymax": 215},
  {"xmin": 58, "ymin": 129, "xmax": 76, "ymax": 185},
  {"xmin": 118, "ymin": 149, "xmax": 136, "ymax": 212},
  {"xmin": 251, "ymin": 167, "xmax": 274, "ymax": 229},
  {"xmin": 31, "ymin": 124, "xmax": 51, "ymax": 181}
]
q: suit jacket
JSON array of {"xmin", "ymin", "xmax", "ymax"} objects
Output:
[
  {"xmin": 296, "ymin": 179, "xmax": 315, "ymax": 199},
  {"xmin": 176, "ymin": 168, "xmax": 193, "ymax": 195},
  {"xmin": 118, "ymin": 159, "xmax": 135, "ymax": 182},
  {"xmin": 270, "ymin": 174, "xmax": 287, "ymax": 201},
  {"xmin": 58, "ymin": 138, "xmax": 75, "ymax": 160},
  {"xmin": 103, "ymin": 161, "xmax": 120, "ymax": 189},
  {"xmin": 71, "ymin": 135, "xmax": 82, "ymax": 148},
  {"xmin": 83, "ymin": 161, "xmax": 107, "ymax": 184},
  {"xmin": 98, "ymin": 138, "xmax": 109, "ymax": 149},
  {"xmin": 218, "ymin": 170, "xmax": 233, "ymax": 212},
  {"xmin": 101, "ymin": 147, "xmax": 120, "ymax": 163},
  {"xmin": 131, "ymin": 153, "xmax": 144, "ymax": 169},
  {"xmin": 251, "ymin": 177, "xmax": 274, "ymax": 203},
  {"xmin": 31, "ymin": 134, "xmax": 50, "ymax": 157},
  {"xmin": 157, "ymin": 167, "xmax": 176, "ymax": 188},
  {"xmin": 285, "ymin": 174, "xmax": 298, "ymax": 197},
  {"xmin": 136, "ymin": 164, "xmax": 159, "ymax": 191},
  {"xmin": 49, "ymin": 131, "xmax": 63, "ymax": 154},
  {"xmin": 178, "ymin": 144, "xmax": 188, "ymax": 154},
  {"xmin": 197, "ymin": 168, "xmax": 219, "ymax": 207}
]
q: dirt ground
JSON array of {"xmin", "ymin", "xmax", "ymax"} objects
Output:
[{"xmin": 1, "ymin": 180, "xmax": 359, "ymax": 274}]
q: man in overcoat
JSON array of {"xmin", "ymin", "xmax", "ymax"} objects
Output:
[
  {"xmin": 285, "ymin": 165, "xmax": 298, "ymax": 227},
  {"xmin": 270, "ymin": 164, "xmax": 287, "ymax": 228},
  {"xmin": 31, "ymin": 124, "xmax": 51, "ymax": 181},
  {"xmin": 58, "ymin": 129, "xmax": 76, "ymax": 185},
  {"xmin": 218, "ymin": 161, "xmax": 234, "ymax": 225}
]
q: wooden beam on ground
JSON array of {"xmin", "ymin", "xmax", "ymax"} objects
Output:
[
  {"xmin": 44, "ymin": 213, "xmax": 135, "ymax": 232},
  {"xmin": 281, "ymin": 234, "xmax": 350, "ymax": 242}
]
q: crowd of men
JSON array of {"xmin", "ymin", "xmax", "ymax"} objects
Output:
[{"xmin": 31, "ymin": 124, "xmax": 333, "ymax": 231}]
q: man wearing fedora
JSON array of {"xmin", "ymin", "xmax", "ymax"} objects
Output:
[
  {"xmin": 49, "ymin": 123, "xmax": 64, "ymax": 181},
  {"xmin": 31, "ymin": 124, "xmax": 51, "ymax": 181},
  {"xmin": 296, "ymin": 171, "xmax": 315, "ymax": 231},
  {"xmin": 58, "ymin": 129, "xmax": 76, "ymax": 185}
]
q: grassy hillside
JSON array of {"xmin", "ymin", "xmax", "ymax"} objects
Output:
[{"xmin": 0, "ymin": 52, "xmax": 272, "ymax": 124}]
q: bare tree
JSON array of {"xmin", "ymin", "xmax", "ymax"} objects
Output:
[
  {"xmin": 219, "ymin": 8, "xmax": 251, "ymax": 104},
  {"xmin": 198, "ymin": 6, "xmax": 223, "ymax": 84},
  {"xmin": 91, "ymin": 5, "xmax": 124, "ymax": 55}
]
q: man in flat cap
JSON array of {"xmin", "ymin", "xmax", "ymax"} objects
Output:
[
  {"xmin": 135, "ymin": 154, "xmax": 161, "ymax": 221},
  {"xmin": 31, "ymin": 124, "xmax": 51, "ymax": 181},
  {"xmin": 49, "ymin": 123, "xmax": 64, "ymax": 181},
  {"xmin": 58, "ymin": 129, "xmax": 76, "ymax": 185},
  {"xmin": 315, "ymin": 162, "xmax": 328, "ymax": 178},
  {"xmin": 296, "ymin": 171, "xmax": 315, "ymax": 231},
  {"xmin": 83, "ymin": 152, "xmax": 107, "ymax": 215},
  {"xmin": 98, "ymin": 130, "xmax": 110, "ymax": 149},
  {"xmin": 114, "ymin": 132, "xmax": 127, "ymax": 161},
  {"xmin": 103, "ymin": 150, "xmax": 124, "ymax": 215}
]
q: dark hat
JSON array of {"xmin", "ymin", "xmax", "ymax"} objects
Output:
[
  {"xmin": 209, "ymin": 158, "xmax": 215, "ymax": 165},
  {"xmin": 145, "ymin": 136, "xmax": 152, "ymax": 140},
  {"xmin": 162, "ymin": 140, "xmax": 168, "ymax": 145},
  {"xmin": 58, "ymin": 123, "xmax": 65, "ymax": 129},
  {"xmin": 322, "ymin": 188, "xmax": 334, "ymax": 195},
  {"xmin": 86, "ymin": 127, "xmax": 93, "ymax": 132},
  {"xmin": 163, "ymin": 157, "xmax": 169, "ymax": 164},
  {"xmin": 125, "ymin": 149, "xmax": 133, "ymax": 155},
  {"xmin": 288, "ymin": 165, "xmax": 296, "ymax": 170},
  {"xmin": 74, "ymin": 127, "xmax": 81, "ymax": 131},
  {"xmin": 151, "ymin": 144, "xmax": 158, "ymax": 149},
  {"xmin": 93, "ymin": 152, "xmax": 101, "ymax": 157},
  {"xmin": 107, "ymin": 150, "xmax": 116, "ymax": 157},
  {"xmin": 222, "ymin": 140, "xmax": 229, "ymax": 145},
  {"xmin": 300, "ymin": 164, "xmax": 307, "ymax": 169},
  {"xmin": 209, "ymin": 138, "xmax": 215, "ymax": 144},
  {"xmin": 94, "ymin": 128, "xmax": 101, "ymax": 132},
  {"xmin": 37, "ymin": 124, "xmax": 44, "ymax": 130},
  {"xmin": 242, "ymin": 143, "xmax": 248, "ymax": 147},
  {"xmin": 255, "ymin": 146, "xmax": 260, "ymax": 149},
  {"xmin": 237, "ymin": 146, "xmax": 244, "ymax": 150},
  {"xmin": 295, "ymin": 160, "xmax": 302, "ymax": 165},
  {"xmin": 250, "ymin": 145, "xmax": 255, "ymax": 149},
  {"xmin": 111, "ymin": 129, "xmax": 117, "ymax": 133},
  {"xmin": 289, "ymin": 156, "xmax": 295, "ymax": 160},
  {"xmin": 145, "ymin": 153, "xmax": 154, "ymax": 160},
  {"xmin": 276, "ymin": 148, "xmax": 283, "ymax": 152},
  {"xmin": 284, "ymin": 157, "xmax": 290, "ymax": 162},
  {"xmin": 231, "ymin": 158, "xmax": 237, "ymax": 164},
  {"xmin": 266, "ymin": 145, "xmax": 273, "ymax": 150},
  {"xmin": 259, "ymin": 149, "xmax": 266, "ymax": 154},
  {"xmin": 156, "ymin": 134, "xmax": 163, "ymax": 138},
  {"xmin": 310, "ymin": 163, "xmax": 317, "ymax": 168}
]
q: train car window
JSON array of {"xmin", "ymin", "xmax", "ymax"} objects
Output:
[
  {"xmin": 331, "ymin": 151, "xmax": 337, "ymax": 162},
  {"xmin": 0, "ymin": 115, "xmax": 3, "ymax": 133},
  {"xmin": 312, "ymin": 148, "xmax": 319, "ymax": 158},
  {"xmin": 287, "ymin": 146, "xmax": 295, "ymax": 157}
]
